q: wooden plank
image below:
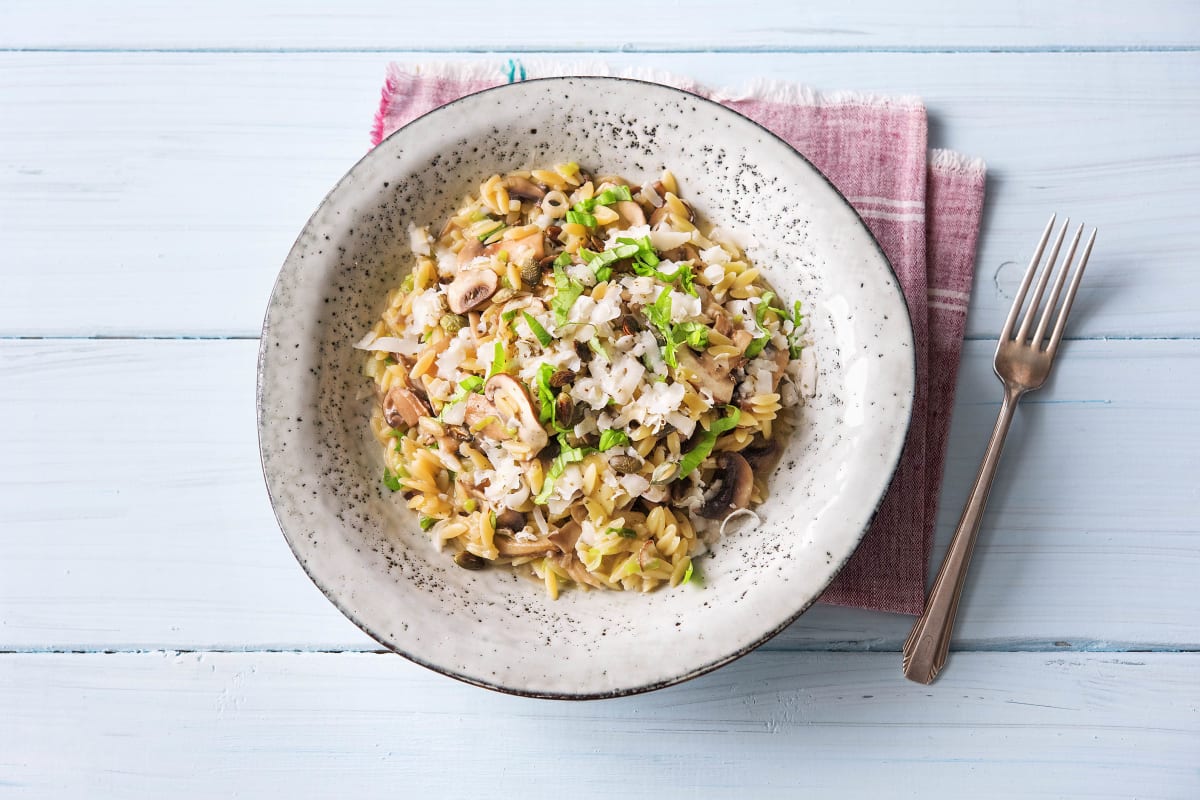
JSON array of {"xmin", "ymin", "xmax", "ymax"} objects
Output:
[
  {"xmin": 5, "ymin": 1, "xmax": 1199, "ymax": 50},
  {"xmin": 0, "ymin": 337, "xmax": 1195, "ymax": 651},
  {"xmin": 1, "ymin": 51, "xmax": 1198, "ymax": 339},
  {"xmin": 1, "ymin": 651, "xmax": 1196, "ymax": 798}
]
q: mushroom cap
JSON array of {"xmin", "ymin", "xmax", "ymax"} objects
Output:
[
  {"xmin": 698, "ymin": 451, "xmax": 754, "ymax": 519},
  {"xmin": 383, "ymin": 386, "xmax": 431, "ymax": 428},
  {"xmin": 483, "ymin": 373, "xmax": 549, "ymax": 455},
  {"xmin": 503, "ymin": 175, "xmax": 546, "ymax": 200},
  {"xmin": 613, "ymin": 200, "xmax": 646, "ymax": 228},
  {"xmin": 446, "ymin": 268, "xmax": 498, "ymax": 313}
]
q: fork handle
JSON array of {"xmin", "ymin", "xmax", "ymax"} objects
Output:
[{"xmin": 903, "ymin": 386, "xmax": 1022, "ymax": 684}]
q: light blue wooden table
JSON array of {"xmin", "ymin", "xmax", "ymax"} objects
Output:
[{"xmin": 2, "ymin": 3, "xmax": 1198, "ymax": 796}]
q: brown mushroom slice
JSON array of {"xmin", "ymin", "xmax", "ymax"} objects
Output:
[
  {"xmin": 494, "ymin": 536, "xmax": 557, "ymax": 557},
  {"xmin": 484, "ymin": 231, "xmax": 544, "ymax": 264},
  {"xmin": 741, "ymin": 437, "xmax": 779, "ymax": 470},
  {"xmin": 676, "ymin": 347, "xmax": 736, "ymax": 405},
  {"xmin": 494, "ymin": 509, "xmax": 526, "ymax": 533},
  {"xmin": 547, "ymin": 520, "xmax": 583, "ymax": 555},
  {"xmin": 462, "ymin": 392, "xmax": 509, "ymax": 440},
  {"xmin": 649, "ymin": 203, "xmax": 670, "ymax": 229},
  {"xmin": 484, "ymin": 373, "xmax": 549, "ymax": 454},
  {"xmin": 457, "ymin": 237, "xmax": 484, "ymax": 265},
  {"xmin": 383, "ymin": 386, "xmax": 432, "ymax": 428},
  {"xmin": 770, "ymin": 346, "xmax": 790, "ymax": 391},
  {"xmin": 446, "ymin": 268, "xmax": 498, "ymax": 313},
  {"xmin": 698, "ymin": 451, "xmax": 754, "ymax": 519},
  {"xmin": 732, "ymin": 329, "xmax": 754, "ymax": 353},
  {"xmin": 503, "ymin": 175, "xmax": 546, "ymax": 201},
  {"xmin": 612, "ymin": 200, "xmax": 646, "ymax": 227},
  {"xmin": 555, "ymin": 552, "xmax": 607, "ymax": 590}
]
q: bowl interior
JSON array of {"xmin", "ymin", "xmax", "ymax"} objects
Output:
[{"xmin": 258, "ymin": 77, "xmax": 915, "ymax": 698}]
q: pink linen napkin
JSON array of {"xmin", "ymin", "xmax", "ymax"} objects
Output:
[{"xmin": 369, "ymin": 61, "xmax": 986, "ymax": 615}]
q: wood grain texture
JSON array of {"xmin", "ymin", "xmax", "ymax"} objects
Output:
[
  {"xmin": 1, "ymin": 651, "xmax": 1196, "ymax": 799},
  {"xmin": 2, "ymin": 338, "xmax": 1196, "ymax": 651},
  {"xmin": 2, "ymin": 51, "xmax": 1199, "ymax": 338},
  {"xmin": 5, "ymin": 1, "xmax": 1199, "ymax": 50}
]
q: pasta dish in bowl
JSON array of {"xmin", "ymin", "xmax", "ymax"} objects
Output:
[{"xmin": 258, "ymin": 77, "xmax": 914, "ymax": 698}]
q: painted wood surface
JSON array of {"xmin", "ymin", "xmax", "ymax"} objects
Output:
[
  {"xmin": 2, "ymin": 4, "xmax": 1198, "ymax": 796},
  {"xmin": 2, "ymin": 338, "xmax": 1195, "ymax": 651},
  {"xmin": 2, "ymin": 652, "xmax": 1197, "ymax": 799},
  {"xmin": 2, "ymin": 50, "xmax": 1199, "ymax": 338},
  {"xmin": 5, "ymin": 1, "xmax": 1199, "ymax": 50}
]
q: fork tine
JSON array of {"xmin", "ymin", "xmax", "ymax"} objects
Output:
[
  {"xmin": 1000, "ymin": 214, "xmax": 1056, "ymax": 342},
  {"xmin": 1016, "ymin": 217, "xmax": 1069, "ymax": 343},
  {"xmin": 1033, "ymin": 223, "xmax": 1084, "ymax": 346},
  {"xmin": 1046, "ymin": 228, "xmax": 1097, "ymax": 355}
]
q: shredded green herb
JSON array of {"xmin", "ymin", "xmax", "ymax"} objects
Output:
[
  {"xmin": 681, "ymin": 560, "xmax": 696, "ymax": 585},
  {"xmin": 418, "ymin": 514, "xmax": 436, "ymax": 531},
  {"xmin": 597, "ymin": 429, "xmax": 631, "ymax": 451},
  {"xmin": 579, "ymin": 241, "xmax": 638, "ymax": 282},
  {"xmin": 535, "ymin": 434, "xmax": 596, "ymax": 504},
  {"xmin": 553, "ymin": 252, "xmax": 573, "ymax": 267},
  {"xmin": 382, "ymin": 468, "xmax": 402, "ymax": 492},
  {"xmin": 522, "ymin": 312, "xmax": 554, "ymax": 346},
  {"xmin": 501, "ymin": 308, "xmax": 520, "ymax": 323},
  {"xmin": 744, "ymin": 291, "xmax": 775, "ymax": 359},
  {"xmin": 677, "ymin": 406, "xmax": 742, "ymax": 479},
  {"xmin": 551, "ymin": 263, "xmax": 585, "ymax": 325},
  {"xmin": 788, "ymin": 300, "xmax": 804, "ymax": 359},
  {"xmin": 675, "ymin": 321, "xmax": 710, "ymax": 351},
  {"xmin": 488, "ymin": 340, "xmax": 506, "ymax": 377},
  {"xmin": 565, "ymin": 209, "xmax": 596, "ymax": 227},
  {"xmin": 608, "ymin": 526, "xmax": 638, "ymax": 539}
]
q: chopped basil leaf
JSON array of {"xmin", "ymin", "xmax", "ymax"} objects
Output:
[
  {"xmin": 382, "ymin": 468, "xmax": 402, "ymax": 492},
  {"xmin": 608, "ymin": 526, "xmax": 638, "ymax": 539},
  {"xmin": 459, "ymin": 376, "xmax": 484, "ymax": 393},
  {"xmin": 521, "ymin": 312, "xmax": 554, "ymax": 346},
  {"xmin": 501, "ymin": 308, "xmax": 519, "ymax": 323},
  {"xmin": 597, "ymin": 429, "xmax": 631, "ymax": 451},
  {"xmin": 553, "ymin": 252, "xmax": 573, "ymax": 267},
  {"xmin": 534, "ymin": 363, "xmax": 555, "ymax": 425},
  {"xmin": 678, "ymin": 406, "xmax": 741, "ymax": 479},
  {"xmin": 418, "ymin": 514, "xmax": 436, "ymax": 531},
  {"xmin": 565, "ymin": 209, "xmax": 596, "ymax": 227},
  {"xmin": 488, "ymin": 340, "xmax": 506, "ymax": 377},
  {"xmin": 681, "ymin": 560, "xmax": 695, "ymax": 585},
  {"xmin": 535, "ymin": 434, "xmax": 596, "ymax": 504},
  {"xmin": 676, "ymin": 321, "xmax": 709, "ymax": 351},
  {"xmin": 551, "ymin": 263, "xmax": 585, "ymax": 325},
  {"xmin": 744, "ymin": 292, "xmax": 775, "ymax": 359},
  {"xmin": 788, "ymin": 300, "xmax": 805, "ymax": 359},
  {"xmin": 588, "ymin": 336, "xmax": 609, "ymax": 361}
]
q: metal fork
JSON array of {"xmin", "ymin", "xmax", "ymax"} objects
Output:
[{"xmin": 902, "ymin": 214, "xmax": 1097, "ymax": 684}]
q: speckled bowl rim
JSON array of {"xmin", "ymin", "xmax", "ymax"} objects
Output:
[{"xmin": 257, "ymin": 76, "xmax": 916, "ymax": 700}]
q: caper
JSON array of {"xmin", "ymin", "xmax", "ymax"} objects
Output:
[
  {"xmin": 454, "ymin": 551, "xmax": 486, "ymax": 570},
  {"xmin": 618, "ymin": 314, "xmax": 642, "ymax": 338},
  {"xmin": 549, "ymin": 369, "xmax": 574, "ymax": 389},
  {"xmin": 494, "ymin": 509, "xmax": 525, "ymax": 532},
  {"xmin": 446, "ymin": 425, "xmax": 471, "ymax": 442},
  {"xmin": 608, "ymin": 454, "xmax": 643, "ymax": 474},
  {"xmin": 519, "ymin": 259, "xmax": 542, "ymax": 287},
  {"xmin": 440, "ymin": 313, "xmax": 467, "ymax": 334}
]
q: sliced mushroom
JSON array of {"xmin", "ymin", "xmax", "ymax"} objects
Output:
[
  {"xmin": 462, "ymin": 392, "xmax": 508, "ymax": 440},
  {"xmin": 547, "ymin": 520, "xmax": 583, "ymax": 555},
  {"xmin": 383, "ymin": 386, "xmax": 431, "ymax": 428},
  {"xmin": 495, "ymin": 536, "xmax": 557, "ymax": 557},
  {"xmin": 741, "ymin": 437, "xmax": 779, "ymax": 470},
  {"xmin": 698, "ymin": 452, "xmax": 754, "ymax": 519},
  {"xmin": 484, "ymin": 231, "xmax": 544, "ymax": 265},
  {"xmin": 662, "ymin": 242, "xmax": 701, "ymax": 263},
  {"xmin": 770, "ymin": 345, "xmax": 790, "ymax": 391},
  {"xmin": 732, "ymin": 329, "xmax": 754, "ymax": 353},
  {"xmin": 676, "ymin": 348, "xmax": 736, "ymax": 405},
  {"xmin": 649, "ymin": 203, "xmax": 670, "ymax": 229},
  {"xmin": 503, "ymin": 175, "xmax": 545, "ymax": 200},
  {"xmin": 494, "ymin": 509, "xmax": 525, "ymax": 533},
  {"xmin": 612, "ymin": 200, "xmax": 646, "ymax": 227},
  {"xmin": 484, "ymin": 373, "xmax": 549, "ymax": 454},
  {"xmin": 446, "ymin": 268, "xmax": 498, "ymax": 313},
  {"xmin": 457, "ymin": 237, "xmax": 484, "ymax": 265}
]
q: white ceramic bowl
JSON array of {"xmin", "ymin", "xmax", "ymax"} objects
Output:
[{"xmin": 258, "ymin": 77, "xmax": 914, "ymax": 698}]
